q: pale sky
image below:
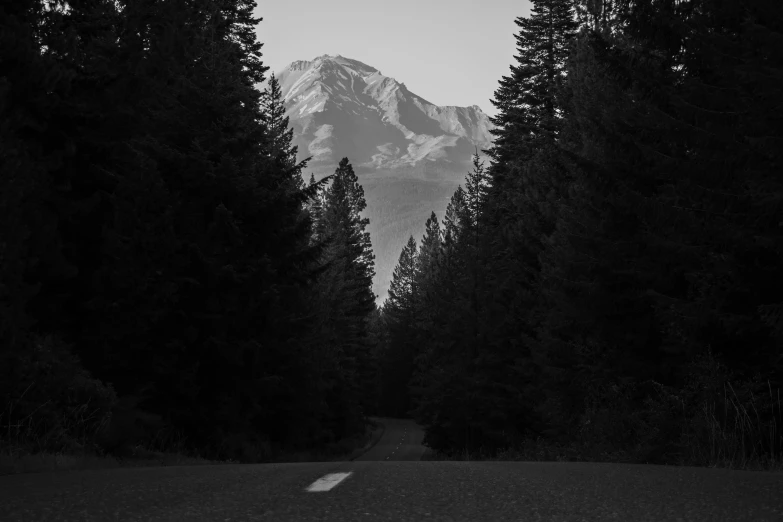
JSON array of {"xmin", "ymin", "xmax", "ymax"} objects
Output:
[{"xmin": 253, "ymin": 0, "xmax": 532, "ymax": 118}]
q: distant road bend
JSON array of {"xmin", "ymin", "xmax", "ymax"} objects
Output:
[{"xmin": 2, "ymin": 417, "xmax": 782, "ymax": 521}]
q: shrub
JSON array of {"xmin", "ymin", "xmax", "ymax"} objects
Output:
[
  {"xmin": 639, "ymin": 349, "xmax": 782, "ymax": 470},
  {"xmin": 1, "ymin": 333, "xmax": 117, "ymax": 456}
]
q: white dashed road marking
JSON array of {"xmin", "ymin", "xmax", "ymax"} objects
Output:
[{"xmin": 306, "ymin": 472, "xmax": 353, "ymax": 492}]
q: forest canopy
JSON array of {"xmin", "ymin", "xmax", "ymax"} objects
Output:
[{"xmin": 1, "ymin": 0, "xmax": 781, "ymax": 469}]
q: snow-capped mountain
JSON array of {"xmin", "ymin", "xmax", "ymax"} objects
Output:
[
  {"xmin": 270, "ymin": 54, "xmax": 494, "ymax": 178},
  {"xmin": 260, "ymin": 55, "xmax": 495, "ymax": 303}
]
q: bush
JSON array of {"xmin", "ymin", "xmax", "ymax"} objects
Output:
[
  {"xmin": 95, "ymin": 391, "xmax": 168, "ymax": 459},
  {"xmin": 211, "ymin": 428, "xmax": 273, "ymax": 463},
  {"xmin": 1, "ymin": 333, "xmax": 117, "ymax": 456},
  {"xmin": 677, "ymin": 351, "xmax": 782, "ymax": 470},
  {"xmin": 518, "ymin": 348, "xmax": 782, "ymax": 470},
  {"xmin": 625, "ymin": 349, "xmax": 781, "ymax": 470}
]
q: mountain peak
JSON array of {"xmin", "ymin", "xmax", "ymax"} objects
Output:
[
  {"xmin": 288, "ymin": 59, "xmax": 312, "ymax": 72},
  {"xmin": 273, "ymin": 54, "xmax": 493, "ymax": 173},
  {"xmin": 312, "ymin": 54, "xmax": 379, "ymax": 75},
  {"xmin": 269, "ymin": 54, "xmax": 495, "ymax": 304}
]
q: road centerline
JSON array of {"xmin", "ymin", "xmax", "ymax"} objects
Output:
[{"xmin": 305, "ymin": 472, "xmax": 353, "ymax": 492}]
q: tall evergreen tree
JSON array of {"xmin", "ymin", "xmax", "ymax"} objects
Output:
[
  {"xmin": 416, "ymin": 213, "xmax": 442, "ymax": 288},
  {"xmin": 319, "ymin": 158, "xmax": 376, "ymax": 319},
  {"xmin": 260, "ymin": 73, "xmax": 306, "ymax": 191},
  {"xmin": 386, "ymin": 236, "xmax": 419, "ymax": 318},
  {"xmin": 487, "ymin": 0, "xmax": 579, "ymax": 172},
  {"xmin": 461, "ymin": 153, "xmax": 490, "ymax": 359},
  {"xmin": 3, "ymin": 0, "xmax": 346, "ymax": 460},
  {"xmin": 0, "ymin": 0, "xmax": 122, "ymax": 452},
  {"xmin": 315, "ymin": 157, "xmax": 376, "ymax": 436},
  {"xmin": 442, "ymin": 186, "xmax": 468, "ymax": 249},
  {"xmin": 528, "ymin": 0, "xmax": 783, "ymax": 452},
  {"xmin": 380, "ymin": 235, "xmax": 419, "ymax": 416}
]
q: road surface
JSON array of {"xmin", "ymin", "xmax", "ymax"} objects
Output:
[
  {"xmin": 355, "ymin": 417, "xmax": 425, "ymax": 461},
  {"xmin": 1, "ymin": 417, "xmax": 782, "ymax": 521}
]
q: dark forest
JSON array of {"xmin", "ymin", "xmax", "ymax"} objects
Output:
[{"xmin": 2, "ymin": 0, "xmax": 781, "ymax": 471}]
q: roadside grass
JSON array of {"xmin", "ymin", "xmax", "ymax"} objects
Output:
[
  {"xmin": 420, "ymin": 382, "xmax": 783, "ymax": 473},
  {"xmin": 677, "ymin": 380, "xmax": 782, "ymax": 472},
  {"xmin": 0, "ymin": 447, "xmax": 227, "ymax": 475},
  {"xmin": 0, "ymin": 417, "xmax": 385, "ymax": 475},
  {"xmin": 0, "ymin": 334, "xmax": 377, "ymax": 475},
  {"xmin": 0, "ymin": 415, "xmax": 230, "ymax": 475}
]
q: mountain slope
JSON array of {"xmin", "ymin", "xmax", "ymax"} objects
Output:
[{"xmin": 263, "ymin": 55, "xmax": 495, "ymax": 302}]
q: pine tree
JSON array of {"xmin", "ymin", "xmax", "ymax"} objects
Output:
[
  {"xmin": 408, "ymin": 160, "xmax": 497, "ymax": 453},
  {"xmin": 487, "ymin": 0, "xmax": 579, "ymax": 173},
  {"xmin": 9, "ymin": 0, "xmax": 340, "ymax": 458},
  {"xmin": 316, "ymin": 157, "xmax": 376, "ymax": 436},
  {"xmin": 0, "ymin": 0, "xmax": 122, "ymax": 452},
  {"xmin": 573, "ymin": 0, "xmax": 622, "ymax": 36},
  {"xmin": 320, "ymin": 158, "xmax": 375, "ymax": 312},
  {"xmin": 450, "ymin": 152, "xmax": 490, "ymax": 363},
  {"xmin": 464, "ymin": 152, "xmax": 489, "ymax": 254},
  {"xmin": 481, "ymin": 0, "xmax": 579, "ymax": 312},
  {"xmin": 475, "ymin": 5, "xmax": 581, "ymax": 439},
  {"xmin": 306, "ymin": 173, "xmax": 332, "ymax": 246},
  {"xmin": 407, "ymin": 0, "xmax": 582, "ymax": 451},
  {"xmin": 260, "ymin": 73, "xmax": 307, "ymax": 191},
  {"xmin": 528, "ymin": 0, "xmax": 783, "ymax": 449},
  {"xmin": 380, "ymin": 235, "xmax": 419, "ymax": 416},
  {"xmin": 416, "ymin": 213, "xmax": 442, "ymax": 286},
  {"xmin": 442, "ymin": 186, "xmax": 467, "ymax": 249},
  {"xmin": 386, "ymin": 236, "xmax": 419, "ymax": 318}
]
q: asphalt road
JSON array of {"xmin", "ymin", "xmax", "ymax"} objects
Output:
[
  {"xmin": 2, "ymin": 417, "xmax": 782, "ymax": 521},
  {"xmin": 354, "ymin": 417, "xmax": 425, "ymax": 461}
]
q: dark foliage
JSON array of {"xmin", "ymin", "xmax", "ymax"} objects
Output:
[
  {"xmin": 2, "ymin": 0, "xmax": 377, "ymax": 462},
  {"xmin": 4, "ymin": 0, "xmax": 781, "ymax": 470},
  {"xmin": 377, "ymin": 0, "xmax": 783, "ymax": 467}
]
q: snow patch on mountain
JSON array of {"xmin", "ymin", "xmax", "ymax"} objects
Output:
[{"xmin": 263, "ymin": 54, "xmax": 494, "ymax": 178}]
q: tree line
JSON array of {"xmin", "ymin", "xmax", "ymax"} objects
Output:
[
  {"xmin": 1, "ymin": 0, "xmax": 378, "ymax": 462},
  {"xmin": 3, "ymin": 0, "xmax": 781, "ymax": 469},
  {"xmin": 378, "ymin": 0, "xmax": 783, "ymax": 467}
]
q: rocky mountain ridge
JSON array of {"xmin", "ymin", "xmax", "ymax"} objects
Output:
[
  {"xmin": 260, "ymin": 55, "xmax": 495, "ymax": 302},
  {"xmin": 270, "ymin": 54, "xmax": 494, "ymax": 178}
]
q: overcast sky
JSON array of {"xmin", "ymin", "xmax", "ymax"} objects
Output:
[{"xmin": 254, "ymin": 0, "xmax": 531, "ymax": 117}]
